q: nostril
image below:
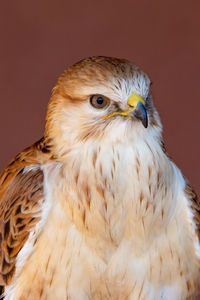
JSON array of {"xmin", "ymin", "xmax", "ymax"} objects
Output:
[{"xmin": 128, "ymin": 103, "xmax": 134, "ymax": 108}]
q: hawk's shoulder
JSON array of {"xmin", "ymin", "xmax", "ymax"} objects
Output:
[
  {"xmin": 0, "ymin": 138, "xmax": 50, "ymax": 291},
  {"xmin": 185, "ymin": 180, "xmax": 200, "ymax": 242}
]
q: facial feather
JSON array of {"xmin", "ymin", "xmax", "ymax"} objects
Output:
[{"xmin": 45, "ymin": 57, "xmax": 160, "ymax": 159}]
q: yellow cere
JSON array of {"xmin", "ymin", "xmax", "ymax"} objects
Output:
[
  {"xmin": 127, "ymin": 93, "xmax": 145, "ymax": 107},
  {"xmin": 102, "ymin": 93, "xmax": 145, "ymax": 120}
]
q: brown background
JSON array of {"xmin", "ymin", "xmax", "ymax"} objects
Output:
[{"xmin": 0, "ymin": 0, "xmax": 200, "ymax": 199}]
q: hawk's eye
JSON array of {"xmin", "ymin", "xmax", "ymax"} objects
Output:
[{"xmin": 89, "ymin": 94, "xmax": 110, "ymax": 109}]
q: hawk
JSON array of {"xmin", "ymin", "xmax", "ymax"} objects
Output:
[{"xmin": 0, "ymin": 56, "xmax": 199, "ymax": 300}]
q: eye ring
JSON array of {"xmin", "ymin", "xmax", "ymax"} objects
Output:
[{"xmin": 89, "ymin": 94, "xmax": 110, "ymax": 109}]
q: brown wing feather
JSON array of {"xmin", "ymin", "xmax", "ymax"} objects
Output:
[
  {"xmin": 185, "ymin": 181, "xmax": 200, "ymax": 241},
  {"xmin": 0, "ymin": 138, "xmax": 50, "ymax": 292}
]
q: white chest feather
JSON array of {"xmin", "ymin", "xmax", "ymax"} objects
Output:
[{"xmin": 4, "ymin": 140, "xmax": 200, "ymax": 300}]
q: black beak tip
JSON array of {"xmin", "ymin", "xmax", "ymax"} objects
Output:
[
  {"xmin": 135, "ymin": 101, "xmax": 148, "ymax": 128},
  {"xmin": 142, "ymin": 116, "xmax": 148, "ymax": 128}
]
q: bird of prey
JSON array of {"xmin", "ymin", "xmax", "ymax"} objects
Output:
[{"xmin": 0, "ymin": 56, "xmax": 199, "ymax": 300}]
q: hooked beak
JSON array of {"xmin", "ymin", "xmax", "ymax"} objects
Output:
[
  {"xmin": 102, "ymin": 93, "xmax": 148, "ymax": 128},
  {"xmin": 127, "ymin": 94, "xmax": 148, "ymax": 128}
]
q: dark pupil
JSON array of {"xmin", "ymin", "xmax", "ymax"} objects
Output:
[{"xmin": 96, "ymin": 97, "xmax": 104, "ymax": 105}]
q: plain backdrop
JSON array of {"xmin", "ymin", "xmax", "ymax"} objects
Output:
[{"xmin": 0, "ymin": 0, "xmax": 199, "ymax": 199}]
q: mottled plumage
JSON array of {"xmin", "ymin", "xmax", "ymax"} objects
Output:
[{"xmin": 0, "ymin": 57, "xmax": 199, "ymax": 300}]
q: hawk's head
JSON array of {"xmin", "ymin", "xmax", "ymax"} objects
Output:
[{"xmin": 45, "ymin": 56, "xmax": 162, "ymax": 157}]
